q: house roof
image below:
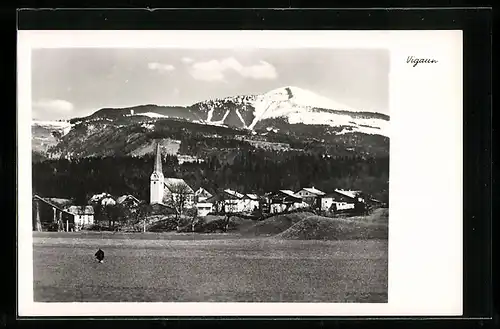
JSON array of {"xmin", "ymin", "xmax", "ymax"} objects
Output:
[
  {"xmin": 89, "ymin": 193, "xmax": 113, "ymax": 203},
  {"xmin": 334, "ymin": 189, "xmax": 361, "ymax": 199},
  {"xmin": 101, "ymin": 197, "xmax": 116, "ymax": 206},
  {"xmin": 205, "ymin": 194, "xmax": 222, "ymax": 203},
  {"xmin": 195, "ymin": 187, "xmax": 213, "ymax": 197},
  {"xmin": 322, "ymin": 191, "xmax": 355, "ymax": 200},
  {"xmin": 267, "ymin": 190, "xmax": 302, "ymax": 202},
  {"xmin": 245, "ymin": 193, "xmax": 259, "ymax": 200},
  {"xmin": 300, "ymin": 187, "xmax": 326, "ymax": 196},
  {"xmin": 33, "ymin": 195, "xmax": 75, "ymax": 216},
  {"xmin": 279, "ymin": 190, "xmax": 301, "ymax": 198},
  {"xmin": 66, "ymin": 205, "xmax": 95, "ymax": 215},
  {"xmin": 223, "ymin": 189, "xmax": 244, "ymax": 199},
  {"xmin": 164, "ymin": 178, "xmax": 194, "ymax": 193},
  {"xmin": 44, "ymin": 197, "xmax": 73, "ymax": 208},
  {"xmin": 116, "ymin": 194, "xmax": 141, "ymax": 205}
]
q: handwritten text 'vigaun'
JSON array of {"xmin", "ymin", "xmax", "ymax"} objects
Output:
[{"xmin": 407, "ymin": 56, "xmax": 439, "ymax": 67}]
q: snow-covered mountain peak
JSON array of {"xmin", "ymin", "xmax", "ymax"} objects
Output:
[{"xmin": 262, "ymin": 86, "xmax": 357, "ymax": 112}]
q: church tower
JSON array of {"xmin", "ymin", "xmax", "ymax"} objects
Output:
[{"xmin": 150, "ymin": 141, "xmax": 164, "ymax": 204}]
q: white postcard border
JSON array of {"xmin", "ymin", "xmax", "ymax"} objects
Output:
[{"xmin": 17, "ymin": 30, "xmax": 463, "ymax": 317}]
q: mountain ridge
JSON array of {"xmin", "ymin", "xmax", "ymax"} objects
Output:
[
  {"xmin": 72, "ymin": 86, "xmax": 389, "ymax": 136},
  {"xmin": 32, "ymin": 86, "xmax": 390, "ymax": 162}
]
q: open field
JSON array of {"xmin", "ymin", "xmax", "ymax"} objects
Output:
[{"xmin": 33, "ymin": 232, "xmax": 388, "ymax": 303}]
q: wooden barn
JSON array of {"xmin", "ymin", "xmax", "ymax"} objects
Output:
[{"xmin": 32, "ymin": 195, "xmax": 76, "ymax": 232}]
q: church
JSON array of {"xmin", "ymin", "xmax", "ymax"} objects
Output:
[{"xmin": 150, "ymin": 142, "xmax": 195, "ymax": 208}]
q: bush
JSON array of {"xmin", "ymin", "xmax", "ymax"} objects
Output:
[{"xmin": 147, "ymin": 215, "xmax": 178, "ymax": 232}]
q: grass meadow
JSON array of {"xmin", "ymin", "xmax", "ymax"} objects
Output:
[{"xmin": 33, "ymin": 231, "xmax": 388, "ymax": 303}]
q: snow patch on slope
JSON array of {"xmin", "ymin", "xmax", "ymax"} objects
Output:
[
  {"xmin": 32, "ymin": 120, "xmax": 73, "ymax": 136},
  {"xmin": 134, "ymin": 112, "xmax": 167, "ymax": 118},
  {"xmin": 235, "ymin": 109, "xmax": 247, "ymax": 128}
]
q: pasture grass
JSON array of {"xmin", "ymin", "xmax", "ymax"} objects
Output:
[{"xmin": 33, "ymin": 233, "xmax": 388, "ymax": 303}]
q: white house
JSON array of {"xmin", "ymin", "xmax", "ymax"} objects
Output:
[
  {"xmin": 222, "ymin": 189, "xmax": 245, "ymax": 213},
  {"xmin": 196, "ymin": 202, "xmax": 214, "ymax": 216},
  {"xmin": 295, "ymin": 187, "xmax": 325, "ymax": 208},
  {"xmin": 295, "ymin": 187, "xmax": 326, "ymax": 198},
  {"xmin": 195, "ymin": 187, "xmax": 213, "ymax": 203},
  {"xmin": 334, "ymin": 189, "xmax": 365, "ymax": 203},
  {"xmin": 320, "ymin": 190, "xmax": 358, "ymax": 212},
  {"xmin": 163, "ymin": 178, "xmax": 195, "ymax": 207},
  {"xmin": 242, "ymin": 193, "xmax": 260, "ymax": 212},
  {"xmin": 66, "ymin": 205, "xmax": 95, "ymax": 229}
]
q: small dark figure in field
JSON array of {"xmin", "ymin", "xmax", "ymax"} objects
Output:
[{"xmin": 95, "ymin": 248, "xmax": 104, "ymax": 263}]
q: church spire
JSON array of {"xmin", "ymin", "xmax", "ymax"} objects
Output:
[
  {"xmin": 154, "ymin": 141, "xmax": 162, "ymax": 174},
  {"xmin": 150, "ymin": 140, "xmax": 164, "ymax": 204}
]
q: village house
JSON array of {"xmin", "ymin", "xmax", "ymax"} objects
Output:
[
  {"xmin": 205, "ymin": 194, "xmax": 225, "ymax": 214},
  {"xmin": 66, "ymin": 205, "xmax": 95, "ymax": 230},
  {"xmin": 192, "ymin": 187, "xmax": 214, "ymax": 216},
  {"xmin": 163, "ymin": 178, "xmax": 195, "ymax": 208},
  {"xmin": 334, "ymin": 189, "xmax": 365, "ymax": 203},
  {"xmin": 242, "ymin": 193, "xmax": 260, "ymax": 213},
  {"xmin": 89, "ymin": 192, "xmax": 113, "ymax": 204},
  {"xmin": 320, "ymin": 190, "xmax": 357, "ymax": 212},
  {"xmin": 267, "ymin": 190, "xmax": 309, "ymax": 214},
  {"xmin": 116, "ymin": 194, "xmax": 142, "ymax": 208},
  {"xmin": 89, "ymin": 193, "xmax": 117, "ymax": 208},
  {"xmin": 195, "ymin": 202, "xmax": 214, "ymax": 217},
  {"xmin": 221, "ymin": 188, "xmax": 245, "ymax": 213},
  {"xmin": 295, "ymin": 187, "xmax": 325, "ymax": 209},
  {"xmin": 194, "ymin": 187, "xmax": 213, "ymax": 203}
]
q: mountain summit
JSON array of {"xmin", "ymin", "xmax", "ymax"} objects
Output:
[{"xmin": 188, "ymin": 86, "xmax": 389, "ymax": 136}]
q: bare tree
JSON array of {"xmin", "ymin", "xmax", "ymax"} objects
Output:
[
  {"xmin": 186, "ymin": 207, "xmax": 199, "ymax": 232},
  {"xmin": 164, "ymin": 182, "xmax": 193, "ymax": 231},
  {"xmin": 134, "ymin": 201, "xmax": 151, "ymax": 232}
]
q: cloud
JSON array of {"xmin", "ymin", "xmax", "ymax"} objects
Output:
[
  {"xmin": 33, "ymin": 99, "xmax": 74, "ymax": 113},
  {"xmin": 148, "ymin": 62, "xmax": 175, "ymax": 72},
  {"xmin": 181, "ymin": 57, "xmax": 194, "ymax": 64},
  {"xmin": 188, "ymin": 57, "xmax": 277, "ymax": 82},
  {"xmin": 32, "ymin": 98, "xmax": 74, "ymax": 120}
]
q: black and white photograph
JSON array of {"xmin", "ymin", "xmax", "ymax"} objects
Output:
[{"xmin": 18, "ymin": 30, "xmax": 463, "ymax": 317}]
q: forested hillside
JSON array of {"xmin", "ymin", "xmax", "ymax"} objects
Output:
[{"xmin": 32, "ymin": 151, "xmax": 389, "ymax": 204}]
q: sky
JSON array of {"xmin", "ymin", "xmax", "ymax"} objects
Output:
[{"xmin": 31, "ymin": 48, "xmax": 389, "ymax": 120}]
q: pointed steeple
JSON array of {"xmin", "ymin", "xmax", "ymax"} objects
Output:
[
  {"xmin": 150, "ymin": 140, "xmax": 164, "ymax": 204},
  {"xmin": 154, "ymin": 141, "xmax": 162, "ymax": 174}
]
